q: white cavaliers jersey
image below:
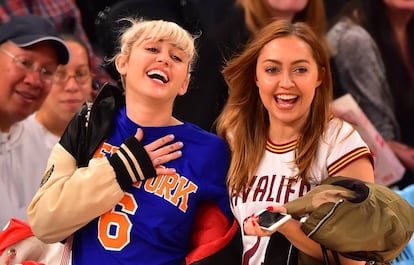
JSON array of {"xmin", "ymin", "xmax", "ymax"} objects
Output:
[{"xmin": 231, "ymin": 119, "xmax": 371, "ymax": 265}]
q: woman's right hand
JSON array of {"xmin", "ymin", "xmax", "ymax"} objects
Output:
[
  {"xmin": 243, "ymin": 205, "xmax": 289, "ymax": 237},
  {"xmin": 137, "ymin": 128, "xmax": 183, "ymax": 175}
]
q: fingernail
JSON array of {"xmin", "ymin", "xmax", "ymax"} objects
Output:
[
  {"xmin": 267, "ymin": 206, "xmax": 274, "ymax": 211},
  {"xmin": 178, "ymin": 141, "xmax": 184, "ymax": 147},
  {"xmin": 169, "ymin": 134, "xmax": 175, "ymax": 139},
  {"xmin": 177, "ymin": 151, "xmax": 182, "ymax": 157},
  {"xmin": 136, "ymin": 128, "xmax": 141, "ymax": 133}
]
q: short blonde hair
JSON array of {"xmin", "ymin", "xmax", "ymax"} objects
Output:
[{"xmin": 115, "ymin": 18, "xmax": 197, "ymax": 72}]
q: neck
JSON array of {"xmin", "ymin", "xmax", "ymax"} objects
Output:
[
  {"xmin": 35, "ymin": 111, "xmax": 67, "ymax": 136},
  {"xmin": 268, "ymin": 124, "xmax": 301, "ymax": 144},
  {"xmin": 125, "ymin": 98, "xmax": 179, "ymax": 127},
  {"xmin": 0, "ymin": 113, "xmax": 14, "ymax": 132},
  {"xmin": 267, "ymin": 114, "xmax": 308, "ymax": 144},
  {"xmin": 0, "ymin": 125, "xmax": 11, "ymax": 133}
]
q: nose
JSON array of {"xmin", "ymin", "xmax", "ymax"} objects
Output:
[
  {"xmin": 156, "ymin": 51, "xmax": 170, "ymax": 65},
  {"xmin": 63, "ymin": 76, "xmax": 81, "ymax": 92},
  {"xmin": 279, "ymin": 71, "xmax": 294, "ymax": 88}
]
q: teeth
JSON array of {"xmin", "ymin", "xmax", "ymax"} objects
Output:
[
  {"xmin": 147, "ymin": 70, "xmax": 168, "ymax": 83},
  {"xmin": 276, "ymin": 94, "xmax": 297, "ymax": 100}
]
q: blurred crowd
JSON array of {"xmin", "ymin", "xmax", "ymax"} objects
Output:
[{"xmin": 0, "ymin": 0, "xmax": 413, "ymax": 264}]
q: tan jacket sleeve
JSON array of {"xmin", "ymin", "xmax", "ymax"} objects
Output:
[{"xmin": 27, "ymin": 143, "xmax": 124, "ymax": 243}]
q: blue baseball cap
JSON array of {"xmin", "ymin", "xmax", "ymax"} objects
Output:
[{"xmin": 0, "ymin": 15, "xmax": 70, "ymax": 64}]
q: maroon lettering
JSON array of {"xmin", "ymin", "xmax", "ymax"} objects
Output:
[
  {"xmin": 232, "ymin": 175, "xmax": 312, "ymax": 207},
  {"xmin": 283, "ymin": 178, "xmax": 295, "ymax": 204},
  {"xmin": 253, "ymin": 176, "xmax": 268, "ymax": 201},
  {"xmin": 298, "ymin": 180, "xmax": 311, "ymax": 197},
  {"xmin": 242, "ymin": 236, "xmax": 261, "ymax": 265},
  {"xmin": 265, "ymin": 175, "xmax": 276, "ymax": 202},
  {"xmin": 276, "ymin": 176, "xmax": 286, "ymax": 202},
  {"xmin": 234, "ymin": 176, "xmax": 258, "ymax": 206}
]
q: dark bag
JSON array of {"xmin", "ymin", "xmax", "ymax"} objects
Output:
[{"xmin": 283, "ymin": 176, "xmax": 414, "ymax": 265}]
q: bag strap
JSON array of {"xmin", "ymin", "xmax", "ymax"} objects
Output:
[
  {"xmin": 321, "ymin": 244, "xmax": 341, "ymax": 265},
  {"xmin": 332, "ymin": 251, "xmax": 341, "ymax": 265},
  {"xmin": 321, "ymin": 245, "xmax": 330, "ymax": 265},
  {"xmin": 60, "ymin": 235, "xmax": 73, "ymax": 265}
]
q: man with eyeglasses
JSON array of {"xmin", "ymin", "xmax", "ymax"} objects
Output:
[{"xmin": 0, "ymin": 15, "xmax": 69, "ymax": 228}]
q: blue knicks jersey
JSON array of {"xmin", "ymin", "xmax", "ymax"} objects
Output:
[{"xmin": 71, "ymin": 107, "xmax": 231, "ymax": 265}]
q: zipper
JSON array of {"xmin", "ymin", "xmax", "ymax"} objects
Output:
[{"xmin": 307, "ymin": 199, "xmax": 344, "ymax": 237}]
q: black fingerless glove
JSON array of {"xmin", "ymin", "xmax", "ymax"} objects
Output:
[{"xmin": 108, "ymin": 136, "xmax": 156, "ymax": 190}]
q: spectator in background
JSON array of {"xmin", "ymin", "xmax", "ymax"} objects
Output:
[
  {"xmin": 0, "ymin": 15, "xmax": 69, "ymax": 228},
  {"xmin": 31, "ymin": 33, "xmax": 93, "ymax": 137},
  {"xmin": 2, "ymin": 34, "xmax": 93, "ymax": 229},
  {"xmin": 174, "ymin": 0, "xmax": 332, "ymax": 131},
  {"xmin": 327, "ymin": 0, "xmax": 414, "ymax": 188},
  {"xmin": 0, "ymin": 0, "xmax": 113, "ymax": 87}
]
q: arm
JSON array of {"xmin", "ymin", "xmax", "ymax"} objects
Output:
[
  {"xmin": 332, "ymin": 22, "xmax": 399, "ymax": 141},
  {"xmin": 332, "ymin": 155, "xmax": 374, "ymax": 183},
  {"xmin": 279, "ymin": 219, "xmax": 365, "ymax": 265},
  {"xmin": 28, "ymin": 131, "xmax": 183, "ymax": 243},
  {"xmin": 28, "ymin": 144, "xmax": 120, "ymax": 243},
  {"xmin": 244, "ymin": 204, "xmax": 367, "ymax": 265}
]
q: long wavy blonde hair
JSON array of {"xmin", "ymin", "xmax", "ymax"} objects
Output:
[{"xmin": 216, "ymin": 20, "xmax": 333, "ymax": 194}]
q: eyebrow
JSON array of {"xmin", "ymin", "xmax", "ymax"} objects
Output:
[{"xmin": 262, "ymin": 59, "xmax": 311, "ymax": 65}]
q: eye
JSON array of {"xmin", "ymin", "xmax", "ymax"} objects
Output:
[
  {"xmin": 41, "ymin": 67, "xmax": 55, "ymax": 77},
  {"xmin": 18, "ymin": 58, "xmax": 34, "ymax": 69},
  {"xmin": 75, "ymin": 70, "xmax": 90, "ymax": 77},
  {"xmin": 294, "ymin": 67, "xmax": 308, "ymax": 73},
  {"xmin": 171, "ymin": 54, "xmax": 182, "ymax": 62},
  {"xmin": 265, "ymin": 66, "xmax": 279, "ymax": 73},
  {"xmin": 146, "ymin": 47, "xmax": 159, "ymax": 53}
]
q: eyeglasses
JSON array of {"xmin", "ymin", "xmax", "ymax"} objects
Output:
[
  {"xmin": 54, "ymin": 70, "xmax": 92, "ymax": 85},
  {"xmin": 0, "ymin": 47, "xmax": 56, "ymax": 84}
]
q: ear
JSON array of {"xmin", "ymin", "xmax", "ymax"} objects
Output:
[
  {"xmin": 316, "ymin": 66, "xmax": 325, "ymax": 87},
  {"xmin": 178, "ymin": 73, "xmax": 190, "ymax": 96},
  {"xmin": 316, "ymin": 78, "xmax": 322, "ymax": 88},
  {"xmin": 115, "ymin": 54, "xmax": 127, "ymax": 75}
]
